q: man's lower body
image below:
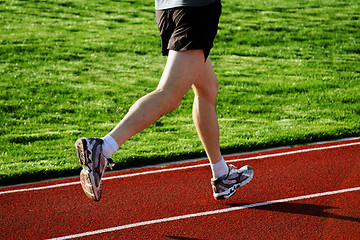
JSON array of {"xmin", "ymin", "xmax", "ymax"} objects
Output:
[{"xmin": 76, "ymin": 0, "xmax": 253, "ymax": 201}]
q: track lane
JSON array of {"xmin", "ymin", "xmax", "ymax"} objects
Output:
[
  {"xmin": 47, "ymin": 187, "xmax": 360, "ymax": 240},
  {"xmin": 1, "ymin": 138, "xmax": 359, "ymax": 240}
]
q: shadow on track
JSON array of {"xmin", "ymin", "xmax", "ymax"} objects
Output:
[
  {"xmin": 227, "ymin": 202, "xmax": 360, "ymax": 223},
  {"xmin": 165, "ymin": 236, "xmax": 204, "ymax": 240}
]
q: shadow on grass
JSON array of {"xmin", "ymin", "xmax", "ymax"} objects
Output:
[{"xmin": 2, "ymin": 132, "xmax": 359, "ymax": 186}]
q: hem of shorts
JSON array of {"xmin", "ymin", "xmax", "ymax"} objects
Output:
[
  {"xmin": 162, "ymin": 48, "xmax": 210, "ymax": 62},
  {"xmin": 155, "ymin": 0, "xmax": 217, "ymax": 10}
]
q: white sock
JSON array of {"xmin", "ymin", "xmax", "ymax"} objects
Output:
[
  {"xmin": 102, "ymin": 134, "xmax": 119, "ymax": 158},
  {"xmin": 211, "ymin": 157, "xmax": 228, "ymax": 179}
]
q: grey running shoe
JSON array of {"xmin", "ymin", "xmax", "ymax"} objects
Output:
[
  {"xmin": 75, "ymin": 137, "xmax": 114, "ymax": 201},
  {"xmin": 212, "ymin": 164, "xmax": 254, "ymax": 200}
]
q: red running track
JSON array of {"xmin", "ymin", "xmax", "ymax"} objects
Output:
[{"xmin": 1, "ymin": 138, "xmax": 359, "ymax": 240}]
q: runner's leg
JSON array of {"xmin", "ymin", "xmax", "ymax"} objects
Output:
[
  {"xmin": 192, "ymin": 58, "xmax": 222, "ymax": 165},
  {"xmin": 108, "ymin": 50, "xmax": 205, "ymax": 147}
]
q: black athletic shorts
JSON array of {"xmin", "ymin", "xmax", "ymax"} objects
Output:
[{"xmin": 155, "ymin": 0, "xmax": 222, "ymax": 61}]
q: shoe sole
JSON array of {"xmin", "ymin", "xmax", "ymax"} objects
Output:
[
  {"xmin": 75, "ymin": 138, "xmax": 101, "ymax": 201},
  {"xmin": 214, "ymin": 166, "xmax": 254, "ymax": 200},
  {"xmin": 80, "ymin": 170, "xmax": 101, "ymax": 201},
  {"xmin": 75, "ymin": 138, "xmax": 88, "ymax": 167}
]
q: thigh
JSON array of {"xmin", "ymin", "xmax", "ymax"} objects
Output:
[{"xmin": 156, "ymin": 50, "xmax": 207, "ymax": 98}]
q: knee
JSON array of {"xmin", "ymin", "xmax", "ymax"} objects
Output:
[
  {"xmin": 209, "ymin": 81, "xmax": 219, "ymax": 99},
  {"xmin": 194, "ymin": 78, "xmax": 219, "ymax": 103},
  {"xmin": 167, "ymin": 95, "xmax": 182, "ymax": 112},
  {"xmin": 155, "ymin": 88, "xmax": 183, "ymax": 113}
]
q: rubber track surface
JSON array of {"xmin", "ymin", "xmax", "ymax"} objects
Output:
[{"xmin": 1, "ymin": 138, "xmax": 359, "ymax": 239}]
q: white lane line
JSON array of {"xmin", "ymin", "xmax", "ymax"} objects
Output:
[
  {"xmin": 227, "ymin": 141, "xmax": 360, "ymax": 163},
  {"xmin": 1, "ymin": 141, "xmax": 359, "ymax": 195},
  {"xmin": 47, "ymin": 186, "xmax": 360, "ymax": 240},
  {"xmin": 0, "ymin": 182, "xmax": 80, "ymax": 195}
]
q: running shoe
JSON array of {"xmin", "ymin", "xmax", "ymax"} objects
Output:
[
  {"xmin": 212, "ymin": 164, "xmax": 254, "ymax": 200},
  {"xmin": 75, "ymin": 137, "xmax": 114, "ymax": 201}
]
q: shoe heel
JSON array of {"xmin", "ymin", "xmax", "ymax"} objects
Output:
[{"xmin": 75, "ymin": 138, "xmax": 88, "ymax": 166}]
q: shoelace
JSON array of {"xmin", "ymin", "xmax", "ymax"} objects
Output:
[{"xmin": 103, "ymin": 154, "xmax": 115, "ymax": 170}]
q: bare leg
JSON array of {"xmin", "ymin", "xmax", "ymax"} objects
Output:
[
  {"xmin": 77, "ymin": 50, "xmax": 229, "ymax": 202},
  {"xmin": 192, "ymin": 59, "xmax": 222, "ymax": 165},
  {"xmin": 108, "ymin": 50, "xmax": 205, "ymax": 146}
]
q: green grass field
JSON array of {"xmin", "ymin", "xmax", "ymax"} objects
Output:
[{"xmin": 1, "ymin": 0, "xmax": 359, "ymax": 185}]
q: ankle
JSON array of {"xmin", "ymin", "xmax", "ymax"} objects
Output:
[
  {"xmin": 102, "ymin": 134, "xmax": 119, "ymax": 158},
  {"xmin": 211, "ymin": 157, "xmax": 228, "ymax": 179}
]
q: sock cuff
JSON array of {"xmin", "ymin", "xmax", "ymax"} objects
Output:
[
  {"xmin": 104, "ymin": 134, "xmax": 119, "ymax": 150},
  {"xmin": 102, "ymin": 134, "xmax": 119, "ymax": 158},
  {"xmin": 211, "ymin": 157, "xmax": 228, "ymax": 179}
]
